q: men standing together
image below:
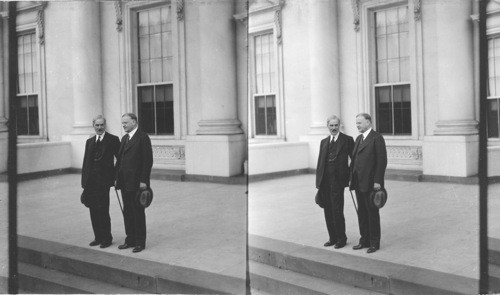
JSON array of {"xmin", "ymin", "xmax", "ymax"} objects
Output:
[
  {"xmin": 81, "ymin": 115, "xmax": 120, "ymax": 248},
  {"xmin": 81, "ymin": 113, "xmax": 153, "ymax": 253},
  {"xmin": 316, "ymin": 116, "xmax": 354, "ymax": 249},
  {"xmin": 317, "ymin": 113, "xmax": 387, "ymax": 254}
]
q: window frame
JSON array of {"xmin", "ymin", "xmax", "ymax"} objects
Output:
[
  {"xmin": 362, "ymin": 0, "xmax": 422, "ymax": 140},
  {"xmin": 124, "ymin": 0, "xmax": 186, "ymax": 140},
  {"xmin": 248, "ymin": 20, "xmax": 285, "ymax": 142},
  {"xmin": 487, "ymin": 34, "xmax": 500, "ymax": 139},
  {"xmin": 15, "ymin": 22, "xmax": 47, "ymax": 141}
]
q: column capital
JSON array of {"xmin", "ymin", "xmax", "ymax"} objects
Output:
[
  {"xmin": 434, "ymin": 119, "xmax": 478, "ymax": 135},
  {"xmin": 196, "ymin": 119, "xmax": 243, "ymax": 135}
]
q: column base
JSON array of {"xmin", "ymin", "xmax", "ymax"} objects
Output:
[
  {"xmin": 308, "ymin": 123, "xmax": 328, "ymax": 136},
  {"xmin": 0, "ymin": 132, "xmax": 8, "ymax": 173},
  {"xmin": 0, "ymin": 117, "xmax": 8, "ymax": 133},
  {"xmin": 299, "ymin": 134, "xmax": 327, "ymax": 169},
  {"xmin": 185, "ymin": 134, "xmax": 246, "ymax": 177},
  {"xmin": 433, "ymin": 119, "xmax": 478, "ymax": 135},
  {"xmin": 62, "ymin": 133, "xmax": 92, "ymax": 168},
  {"xmin": 196, "ymin": 119, "xmax": 243, "ymax": 135},
  {"xmin": 422, "ymin": 135, "xmax": 478, "ymax": 177},
  {"xmin": 71, "ymin": 122, "xmax": 94, "ymax": 135}
]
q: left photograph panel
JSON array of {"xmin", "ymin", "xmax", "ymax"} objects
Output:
[{"xmin": 0, "ymin": 0, "xmax": 248, "ymax": 293}]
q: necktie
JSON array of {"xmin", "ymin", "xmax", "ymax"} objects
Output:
[
  {"xmin": 97, "ymin": 135, "xmax": 101, "ymax": 143},
  {"xmin": 125, "ymin": 134, "xmax": 130, "ymax": 144}
]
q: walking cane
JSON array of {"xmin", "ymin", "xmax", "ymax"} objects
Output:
[
  {"xmin": 114, "ymin": 188, "xmax": 124, "ymax": 214},
  {"xmin": 349, "ymin": 190, "xmax": 358, "ymax": 213}
]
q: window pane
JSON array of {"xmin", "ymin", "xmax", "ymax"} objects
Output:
[
  {"xmin": 375, "ymin": 10, "xmax": 386, "ymax": 36},
  {"xmin": 266, "ymin": 95, "xmax": 277, "ymax": 135},
  {"xmin": 376, "ymin": 36, "xmax": 387, "ymax": 61},
  {"xmin": 17, "ymin": 96, "xmax": 28, "ymax": 135},
  {"xmin": 255, "ymin": 96, "xmax": 267, "ymax": 135},
  {"xmin": 149, "ymin": 9, "xmax": 161, "ymax": 34},
  {"xmin": 140, "ymin": 61, "xmax": 150, "ymax": 83},
  {"xmin": 400, "ymin": 57, "xmax": 410, "ymax": 82},
  {"xmin": 162, "ymin": 31, "xmax": 173, "ymax": 57},
  {"xmin": 138, "ymin": 86, "xmax": 155, "ymax": 134},
  {"xmin": 394, "ymin": 85, "xmax": 411, "ymax": 134},
  {"xmin": 161, "ymin": 6, "xmax": 172, "ymax": 32},
  {"xmin": 385, "ymin": 9, "xmax": 398, "ymax": 34},
  {"xmin": 138, "ymin": 11, "xmax": 149, "ymax": 36},
  {"xmin": 254, "ymin": 33, "xmax": 275, "ymax": 94},
  {"xmin": 139, "ymin": 36, "xmax": 150, "ymax": 60},
  {"xmin": 150, "ymin": 33, "xmax": 162, "ymax": 59},
  {"xmin": 489, "ymin": 99, "xmax": 500, "ymax": 138},
  {"xmin": 387, "ymin": 59, "xmax": 399, "ymax": 83},
  {"xmin": 28, "ymin": 95, "xmax": 39, "ymax": 135},
  {"xmin": 150, "ymin": 59, "xmax": 162, "ymax": 82},
  {"xmin": 386, "ymin": 34, "xmax": 399, "ymax": 59},
  {"xmin": 162, "ymin": 58, "xmax": 172, "ymax": 82},
  {"xmin": 375, "ymin": 87, "xmax": 393, "ymax": 134},
  {"xmin": 377, "ymin": 61, "xmax": 387, "ymax": 84},
  {"xmin": 156, "ymin": 84, "xmax": 174, "ymax": 135}
]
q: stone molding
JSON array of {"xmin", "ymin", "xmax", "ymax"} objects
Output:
[
  {"xmin": 434, "ymin": 120, "xmax": 479, "ymax": 136},
  {"xmin": 153, "ymin": 145, "xmax": 185, "ymax": 164},
  {"xmin": 387, "ymin": 145, "xmax": 422, "ymax": 161},
  {"xmin": 351, "ymin": 0, "xmax": 360, "ymax": 32},
  {"xmin": 413, "ymin": 0, "xmax": 421, "ymax": 21},
  {"xmin": 196, "ymin": 119, "xmax": 243, "ymax": 135},
  {"xmin": 176, "ymin": 0, "xmax": 184, "ymax": 21},
  {"xmin": 114, "ymin": 0, "xmax": 123, "ymax": 32}
]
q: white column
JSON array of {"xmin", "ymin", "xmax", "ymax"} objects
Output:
[
  {"xmin": 70, "ymin": 1, "xmax": 103, "ymax": 135},
  {"xmin": 300, "ymin": 0, "xmax": 340, "ymax": 169},
  {"xmin": 308, "ymin": 0, "xmax": 340, "ymax": 135},
  {"xmin": 195, "ymin": 1, "xmax": 242, "ymax": 135},
  {"xmin": 63, "ymin": 2, "xmax": 103, "ymax": 169},
  {"xmin": 423, "ymin": 0, "xmax": 478, "ymax": 177},
  {"xmin": 185, "ymin": 1, "xmax": 245, "ymax": 177},
  {"xmin": 433, "ymin": 0, "xmax": 476, "ymax": 135}
]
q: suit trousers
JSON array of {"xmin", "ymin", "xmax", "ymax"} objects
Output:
[
  {"xmin": 355, "ymin": 190, "xmax": 380, "ymax": 247},
  {"xmin": 88, "ymin": 186, "xmax": 112, "ymax": 243},
  {"xmin": 322, "ymin": 168, "xmax": 347, "ymax": 243},
  {"xmin": 122, "ymin": 189, "xmax": 146, "ymax": 247}
]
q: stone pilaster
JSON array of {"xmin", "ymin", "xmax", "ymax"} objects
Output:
[
  {"xmin": 70, "ymin": 1, "xmax": 103, "ymax": 135},
  {"xmin": 423, "ymin": 0, "xmax": 478, "ymax": 177},
  {"xmin": 185, "ymin": 1, "xmax": 245, "ymax": 177}
]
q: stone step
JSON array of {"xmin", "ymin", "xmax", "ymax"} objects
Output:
[
  {"xmin": 19, "ymin": 262, "xmax": 146, "ymax": 294},
  {"xmin": 18, "ymin": 235, "xmax": 245, "ymax": 294},
  {"xmin": 489, "ymin": 263, "xmax": 500, "ymax": 292},
  {"xmin": 250, "ymin": 261, "xmax": 383, "ymax": 295},
  {"xmin": 249, "ymin": 235, "xmax": 477, "ymax": 295},
  {"xmin": 489, "ymin": 237, "xmax": 500, "ymax": 266},
  {"xmin": 150, "ymin": 168, "xmax": 186, "ymax": 181}
]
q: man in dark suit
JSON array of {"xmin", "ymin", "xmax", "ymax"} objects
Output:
[
  {"xmin": 316, "ymin": 115, "xmax": 354, "ymax": 249},
  {"xmin": 81, "ymin": 115, "xmax": 120, "ymax": 248},
  {"xmin": 350, "ymin": 113, "xmax": 387, "ymax": 253},
  {"xmin": 115, "ymin": 113, "xmax": 153, "ymax": 253}
]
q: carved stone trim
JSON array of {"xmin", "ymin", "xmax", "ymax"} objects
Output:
[
  {"xmin": 387, "ymin": 146, "xmax": 423, "ymax": 161},
  {"xmin": 177, "ymin": 0, "xmax": 184, "ymax": 21},
  {"xmin": 274, "ymin": 0, "xmax": 285, "ymax": 44},
  {"xmin": 413, "ymin": 0, "xmax": 421, "ymax": 21},
  {"xmin": 153, "ymin": 145, "xmax": 186, "ymax": 164},
  {"xmin": 36, "ymin": 3, "xmax": 47, "ymax": 45},
  {"xmin": 114, "ymin": 0, "xmax": 123, "ymax": 32},
  {"xmin": 351, "ymin": 0, "xmax": 360, "ymax": 32}
]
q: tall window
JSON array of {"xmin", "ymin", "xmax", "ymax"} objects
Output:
[
  {"xmin": 253, "ymin": 33, "xmax": 277, "ymax": 136},
  {"xmin": 137, "ymin": 6, "xmax": 174, "ymax": 135},
  {"xmin": 374, "ymin": 6, "xmax": 411, "ymax": 135},
  {"xmin": 488, "ymin": 37, "xmax": 500, "ymax": 138},
  {"xmin": 17, "ymin": 31, "xmax": 39, "ymax": 136}
]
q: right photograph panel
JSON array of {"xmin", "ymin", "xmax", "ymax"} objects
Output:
[{"xmin": 248, "ymin": 0, "xmax": 482, "ymax": 294}]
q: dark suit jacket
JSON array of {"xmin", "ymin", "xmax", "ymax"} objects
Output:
[
  {"xmin": 349, "ymin": 129, "xmax": 387, "ymax": 192},
  {"xmin": 81, "ymin": 132, "xmax": 120, "ymax": 188},
  {"xmin": 316, "ymin": 132, "xmax": 355, "ymax": 190},
  {"xmin": 115, "ymin": 129, "xmax": 153, "ymax": 191}
]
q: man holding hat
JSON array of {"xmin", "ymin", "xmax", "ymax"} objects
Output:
[
  {"xmin": 349, "ymin": 113, "xmax": 387, "ymax": 253},
  {"xmin": 115, "ymin": 113, "xmax": 153, "ymax": 253},
  {"xmin": 316, "ymin": 115, "xmax": 354, "ymax": 249}
]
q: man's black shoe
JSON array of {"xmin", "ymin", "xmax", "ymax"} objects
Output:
[
  {"xmin": 352, "ymin": 244, "xmax": 369, "ymax": 250},
  {"xmin": 334, "ymin": 242, "xmax": 346, "ymax": 249},
  {"xmin": 100, "ymin": 241, "xmax": 112, "ymax": 248},
  {"xmin": 118, "ymin": 243, "xmax": 133, "ymax": 250},
  {"xmin": 324, "ymin": 241, "xmax": 334, "ymax": 247},
  {"xmin": 89, "ymin": 240, "xmax": 100, "ymax": 247},
  {"xmin": 367, "ymin": 246, "xmax": 379, "ymax": 253},
  {"xmin": 132, "ymin": 246, "xmax": 144, "ymax": 253}
]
